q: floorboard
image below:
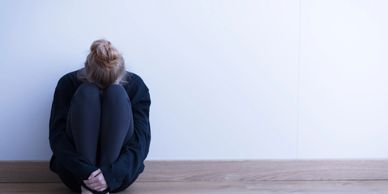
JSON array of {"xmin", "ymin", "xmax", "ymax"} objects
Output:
[
  {"xmin": 2, "ymin": 161, "xmax": 388, "ymax": 193},
  {"xmin": 2, "ymin": 181, "xmax": 388, "ymax": 194}
]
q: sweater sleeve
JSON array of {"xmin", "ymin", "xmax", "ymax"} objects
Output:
[
  {"xmin": 49, "ymin": 75, "xmax": 98, "ymax": 180},
  {"xmin": 100, "ymin": 76, "xmax": 151, "ymax": 191}
]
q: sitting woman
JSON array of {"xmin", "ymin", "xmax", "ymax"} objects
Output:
[{"xmin": 49, "ymin": 39, "xmax": 151, "ymax": 194}]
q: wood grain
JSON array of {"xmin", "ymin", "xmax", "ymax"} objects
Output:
[
  {"xmin": 0, "ymin": 161, "xmax": 59, "ymax": 183},
  {"xmin": 139, "ymin": 160, "xmax": 388, "ymax": 182},
  {"xmin": 3, "ymin": 181, "xmax": 388, "ymax": 194},
  {"xmin": 128, "ymin": 180, "xmax": 388, "ymax": 194},
  {"xmin": 1, "ymin": 160, "xmax": 388, "ymax": 183}
]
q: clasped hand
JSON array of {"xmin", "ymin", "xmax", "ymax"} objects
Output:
[{"xmin": 83, "ymin": 169, "xmax": 107, "ymax": 192}]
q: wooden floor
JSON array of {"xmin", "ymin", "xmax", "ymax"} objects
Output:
[
  {"xmin": 2, "ymin": 160, "xmax": 388, "ymax": 193},
  {"xmin": 3, "ymin": 181, "xmax": 388, "ymax": 194}
]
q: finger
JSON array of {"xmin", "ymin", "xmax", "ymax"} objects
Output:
[
  {"xmin": 83, "ymin": 182, "xmax": 95, "ymax": 191},
  {"xmin": 84, "ymin": 177, "xmax": 99, "ymax": 185},
  {"xmin": 92, "ymin": 184, "xmax": 106, "ymax": 192},
  {"xmin": 87, "ymin": 183, "xmax": 100, "ymax": 190},
  {"xmin": 85, "ymin": 175, "xmax": 106, "ymax": 189},
  {"xmin": 96, "ymin": 181, "xmax": 107, "ymax": 191},
  {"xmin": 88, "ymin": 179, "xmax": 106, "ymax": 191},
  {"xmin": 95, "ymin": 185, "xmax": 106, "ymax": 191},
  {"xmin": 90, "ymin": 180, "xmax": 105, "ymax": 189},
  {"xmin": 88, "ymin": 185, "xmax": 99, "ymax": 192},
  {"xmin": 83, "ymin": 179, "xmax": 93, "ymax": 185},
  {"xmin": 89, "ymin": 180, "xmax": 103, "ymax": 188},
  {"xmin": 88, "ymin": 169, "xmax": 101, "ymax": 179},
  {"xmin": 83, "ymin": 180, "xmax": 93, "ymax": 186},
  {"xmin": 83, "ymin": 179, "xmax": 90, "ymax": 185}
]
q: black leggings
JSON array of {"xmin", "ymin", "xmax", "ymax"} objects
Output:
[{"xmin": 66, "ymin": 83, "xmax": 133, "ymax": 180}]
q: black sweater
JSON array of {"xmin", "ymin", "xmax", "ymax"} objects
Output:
[{"xmin": 49, "ymin": 69, "xmax": 151, "ymax": 191}]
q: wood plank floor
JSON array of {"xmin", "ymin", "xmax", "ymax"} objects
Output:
[
  {"xmin": 2, "ymin": 160, "xmax": 388, "ymax": 193},
  {"xmin": 2, "ymin": 181, "xmax": 388, "ymax": 194}
]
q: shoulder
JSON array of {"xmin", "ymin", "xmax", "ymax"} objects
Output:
[
  {"xmin": 122, "ymin": 71, "xmax": 150, "ymax": 102},
  {"xmin": 57, "ymin": 69, "xmax": 80, "ymax": 84},
  {"xmin": 55, "ymin": 69, "xmax": 82, "ymax": 94},
  {"xmin": 123, "ymin": 71, "xmax": 149, "ymax": 90}
]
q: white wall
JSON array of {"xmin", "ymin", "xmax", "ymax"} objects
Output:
[{"xmin": 0, "ymin": 0, "xmax": 388, "ymax": 160}]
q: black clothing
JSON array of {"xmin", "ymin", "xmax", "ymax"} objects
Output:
[
  {"xmin": 68, "ymin": 83, "xmax": 133, "ymax": 167},
  {"xmin": 49, "ymin": 70, "xmax": 151, "ymax": 193}
]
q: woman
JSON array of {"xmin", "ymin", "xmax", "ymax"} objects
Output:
[{"xmin": 49, "ymin": 39, "xmax": 151, "ymax": 194}]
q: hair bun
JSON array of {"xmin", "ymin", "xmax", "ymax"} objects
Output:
[
  {"xmin": 84, "ymin": 39, "xmax": 125, "ymax": 89},
  {"xmin": 90, "ymin": 39, "xmax": 120, "ymax": 68}
]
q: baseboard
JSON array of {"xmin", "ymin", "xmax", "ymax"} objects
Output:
[{"xmin": 1, "ymin": 160, "xmax": 388, "ymax": 183}]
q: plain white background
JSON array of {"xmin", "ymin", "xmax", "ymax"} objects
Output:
[{"xmin": 1, "ymin": 0, "xmax": 388, "ymax": 160}]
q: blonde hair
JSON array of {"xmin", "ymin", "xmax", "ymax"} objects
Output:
[{"xmin": 83, "ymin": 39, "xmax": 125, "ymax": 89}]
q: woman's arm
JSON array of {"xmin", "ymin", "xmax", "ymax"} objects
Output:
[
  {"xmin": 49, "ymin": 74, "xmax": 98, "ymax": 180},
  {"xmin": 100, "ymin": 75, "xmax": 151, "ymax": 191}
]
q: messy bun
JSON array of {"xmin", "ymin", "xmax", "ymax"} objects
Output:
[{"xmin": 84, "ymin": 39, "xmax": 125, "ymax": 89}]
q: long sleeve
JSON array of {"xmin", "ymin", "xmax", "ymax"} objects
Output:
[
  {"xmin": 100, "ymin": 75, "xmax": 151, "ymax": 191},
  {"xmin": 49, "ymin": 75, "xmax": 98, "ymax": 180}
]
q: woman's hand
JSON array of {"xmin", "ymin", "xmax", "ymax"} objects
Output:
[{"xmin": 83, "ymin": 169, "xmax": 108, "ymax": 192}]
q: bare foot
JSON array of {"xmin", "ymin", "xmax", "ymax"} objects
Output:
[{"xmin": 81, "ymin": 186, "xmax": 93, "ymax": 194}]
